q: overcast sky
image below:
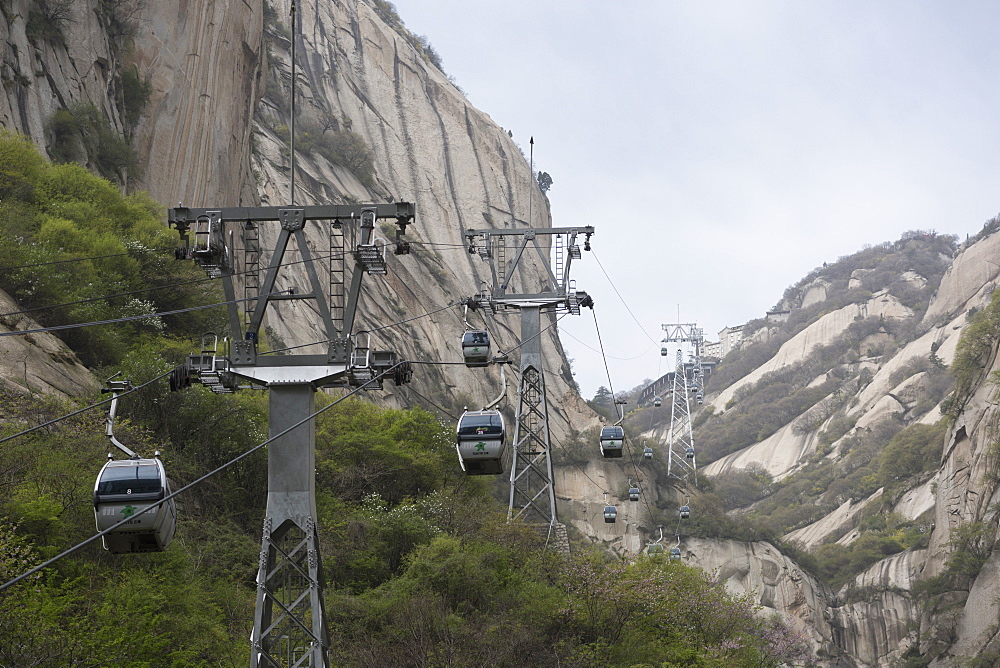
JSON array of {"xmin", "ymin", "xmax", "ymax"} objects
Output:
[{"xmin": 400, "ymin": 1, "xmax": 1000, "ymax": 399}]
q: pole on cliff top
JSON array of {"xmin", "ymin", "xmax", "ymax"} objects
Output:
[
  {"xmin": 290, "ymin": 0, "xmax": 296, "ymax": 205},
  {"xmin": 529, "ymin": 136, "xmax": 534, "ymax": 226}
]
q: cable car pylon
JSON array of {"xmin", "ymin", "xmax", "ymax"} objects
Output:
[
  {"xmin": 662, "ymin": 322, "xmax": 703, "ymax": 481},
  {"xmin": 168, "ymin": 201, "xmax": 415, "ymax": 668},
  {"xmin": 465, "ymin": 224, "xmax": 594, "ymax": 549}
]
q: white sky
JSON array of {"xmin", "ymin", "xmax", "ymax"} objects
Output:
[{"xmin": 400, "ymin": 1, "xmax": 1000, "ymax": 399}]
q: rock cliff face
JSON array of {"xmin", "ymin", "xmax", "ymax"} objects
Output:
[{"xmin": 0, "ymin": 289, "xmax": 97, "ymax": 397}]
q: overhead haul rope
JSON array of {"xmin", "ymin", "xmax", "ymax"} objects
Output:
[
  {"xmin": 0, "ymin": 247, "xmax": 168, "ymax": 272},
  {"xmin": 0, "ymin": 368, "xmax": 174, "ymax": 447},
  {"xmin": 0, "ymin": 247, "xmax": 355, "ymax": 319},
  {"xmin": 560, "ymin": 329, "xmax": 658, "ymax": 361},
  {"xmin": 591, "ymin": 249, "xmax": 660, "ymax": 347},
  {"xmin": 0, "ymin": 362, "xmax": 406, "ymax": 594},
  {"xmin": 0, "ymin": 291, "xmax": 293, "ymax": 338},
  {"xmin": 591, "ymin": 307, "xmax": 661, "ymax": 535},
  {"xmin": 261, "ymin": 301, "xmax": 462, "ymax": 355}
]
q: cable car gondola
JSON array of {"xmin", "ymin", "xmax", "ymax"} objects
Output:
[
  {"xmin": 461, "ymin": 330, "xmax": 491, "ymax": 367},
  {"xmin": 685, "ymin": 446, "xmax": 695, "ymax": 459},
  {"xmin": 456, "ymin": 410, "xmax": 508, "ymax": 475},
  {"xmin": 670, "ymin": 546, "xmax": 682, "ymax": 559},
  {"xmin": 647, "ymin": 543, "xmax": 664, "ymax": 555},
  {"xmin": 604, "ymin": 505, "xmax": 618, "ymax": 523},
  {"xmin": 629, "ymin": 486, "xmax": 640, "ymax": 502},
  {"xmin": 94, "ymin": 456, "xmax": 176, "ymax": 553},
  {"xmin": 643, "ymin": 446, "xmax": 653, "ymax": 460},
  {"xmin": 599, "ymin": 425, "xmax": 624, "ymax": 458},
  {"xmin": 653, "ymin": 396, "xmax": 662, "ymax": 407},
  {"xmin": 679, "ymin": 504, "xmax": 690, "ymax": 519}
]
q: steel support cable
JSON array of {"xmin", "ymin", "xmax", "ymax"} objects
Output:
[
  {"xmin": 0, "ymin": 292, "xmax": 292, "ymax": 338},
  {"xmin": 0, "ymin": 368, "xmax": 174, "ymax": 447},
  {"xmin": 0, "ymin": 234, "xmax": 447, "ymax": 319},
  {"xmin": 591, "ymin": 307, "xmax": 659, "ymax": 526},
  {"xmin": 496, "ymin": 311, "xmax": 568, "ymax": 358},
  {"xmin": 0, "ymin": 248, "xmax": 349, "ymax": 319},
  {"xmin": 0, "ymin": 247, "xmax": 169, "ymax": 272},
  {"xmin": 398, "ymin": 383, "xmax": 461, "ymax": 422},
  {"xmin": 261, "ymin": 302, "xmax": 463, "ymax": 355},
  {"xmin": 0, "ymin": 362, "xmax": 404, "ymax": 594},
  {"xmin": 590, "ymin": 250, "xmax": 660, "ymax": 347},
  {"xmin": 560, "ymin": 329, "xmax": 658, "ymax": 361}
]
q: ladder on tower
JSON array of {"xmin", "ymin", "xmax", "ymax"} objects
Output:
[
  {"xmin": 553, "ymin": 234, "xmax": 565, "ymax": 292},
  {"xmin": 495, "ymin": 235, "xmax": 507, "ymax": 291},
  {"xmin": 242, "ymin": 221, "xmax": 260, "ymax": 333},
  {"xmin": 329, "ymin": 220, "xmax": 345, "ymax": 334}
]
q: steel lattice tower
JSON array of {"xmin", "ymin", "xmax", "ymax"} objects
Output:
[
  {"xmin": 464, "ymin": 225, "xmax": 593, "ymax": 541},
  {"xmin": 666, "ymin": 350, "xmax": 697, "ymax": 479},
  {"xmin": 169, "ymin": 203, "xmax": 414, "ymax": 668},
  {"xmin": 661, "ymin": 324, "xmax": 703, "ymax": 480},
  {"xmin": 508, "ymin": 309, "xmax": 557, "ymax": 526}
]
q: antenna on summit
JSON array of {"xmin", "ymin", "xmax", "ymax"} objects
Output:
[
  {"xmin": 529, "ymin": 136, "xmax": 534, "ymax": 226},
  {"xmin": 289, "ymin": 0, "xmax": 297, "ymax": 205}
]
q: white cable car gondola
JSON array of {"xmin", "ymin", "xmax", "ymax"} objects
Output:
[
  {"xmin": 604, "ymin": 504, "xmax": 618, "ymax": 523},
  {"xmin": 679, "ymin": 504, "xmax": 691, "ymax": 519},
  {"xmin": 461, "ymin": 330, "xmax": 491, "ymax": 367},
  {"xmin": 455, "ymin": 410, "xmax": 508, "ymax": 475},
  {"xmin": 647, "ymin": 543, "xmax": 664, "ymax": 555},
  {"xmin": 599, "ymin": 425, "xmax": 624, "ymax": 458},
  {"xmin": 685, "ymin": 446, "xmax": 695, "ymax": 459},
  {"xmin": 670, "ymin": 546, "xmax": 682, "ymax": 560},
  {"xmin": 653, "ymin": 396, "xmax": 662, "ymax": 407},
  {"xmin": 629, "ymin": 486, "xmax": 640, "ymax": 502},
  {"xmin": 94, "ymin": 455, "xmax": 176, "ymax": 553},
  {"xmin": 643, "ymin": 446, "xmax": 653, "ymax": 460}
]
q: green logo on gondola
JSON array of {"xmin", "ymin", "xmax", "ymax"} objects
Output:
[
  {"xmin": 121, "ymin": 505, "xmax": 136, "ymax": 518},
  {"xmin": 475, "ymin": 441, "xmax": 486, "ymax": 452}
]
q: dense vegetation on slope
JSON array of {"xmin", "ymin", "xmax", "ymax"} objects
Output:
[{"xmin": 0, "ymin": 134, "xmax": 805, "ymax": 665}]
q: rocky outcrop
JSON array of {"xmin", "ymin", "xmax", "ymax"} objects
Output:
[
  {"xmin": 683, "ymin": 538, "xmax": 836, "ymax": 656},
  {"xmin": 921, "ymin": 230, "xmax": 1000, "ymax": 327},
  {"xmin": 710, "ymin": 291, "xmax": 913, "ymax": 412},
  {"xmin": 132, "ymin": 0, "xmax": 264, "ymax": 207},
  {"xmin": 0, "ymin": 289, "xmax": 97, "ymax": 397},
  {"xmin": 0, "ymin": 1, "xmax": 119, "ymax": 150}
]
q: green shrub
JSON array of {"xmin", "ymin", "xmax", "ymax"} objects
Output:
[{"xmin": 46, "ymin": 102, "xmax": 140, "ymax": 184}]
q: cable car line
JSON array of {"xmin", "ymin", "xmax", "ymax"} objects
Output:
[
  {"xmin": 0, "ymin": 247, "xmax": 347, "ymax": 320},
  {"xmin": 0, "ymin": 362, "xmax": 406, "ymax": 594},
  {"xmin": 0, "ymin": 247, "xmax": 169, "ymax": 272},
  {"xmin": 559, "ymin": 329, "xmax": 658, "ymax": 361},
  {"xmin": 590, "ymin": 306, "xmax": 665, "ymax": 545},
  {"xmin": 398, "ymin": 383, "xmax": 461, "ymax": 421},
  {"xmin": 0, "ymin": 291, "xmax": 292, "ymax": 338},
  {"xmin": 363, "ymin": 301, "xmax": 460, "ymax": 335},
  {"xmin": 496, "ymin": 311, "xmax": 568, "ymax": 359},
  {"xmin": 590, "ymin": 249, "xmax": 660, "ymax": 347},
  {"xmin": 0, "ymin": 368, "xmax": 174, "ymax": 448}
]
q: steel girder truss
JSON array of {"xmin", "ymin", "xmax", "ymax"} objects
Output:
[
  {"xmin": 666, "ymin": 350, "xmax": 697, "ymax": 479},
  {"xmin": 168, "ymin": 203, "xmax": 416, "ymax": 668},
  {"xmin": 464, "ymin": 226, "xmax": 594, "ymax": 532},
  {"xmin": 508, "ymin": 363, "xmax": 557, "ymax": 527},
  {"xmin": 251, "ymin": 518, "xmax": 328, "ymax": 668}
]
